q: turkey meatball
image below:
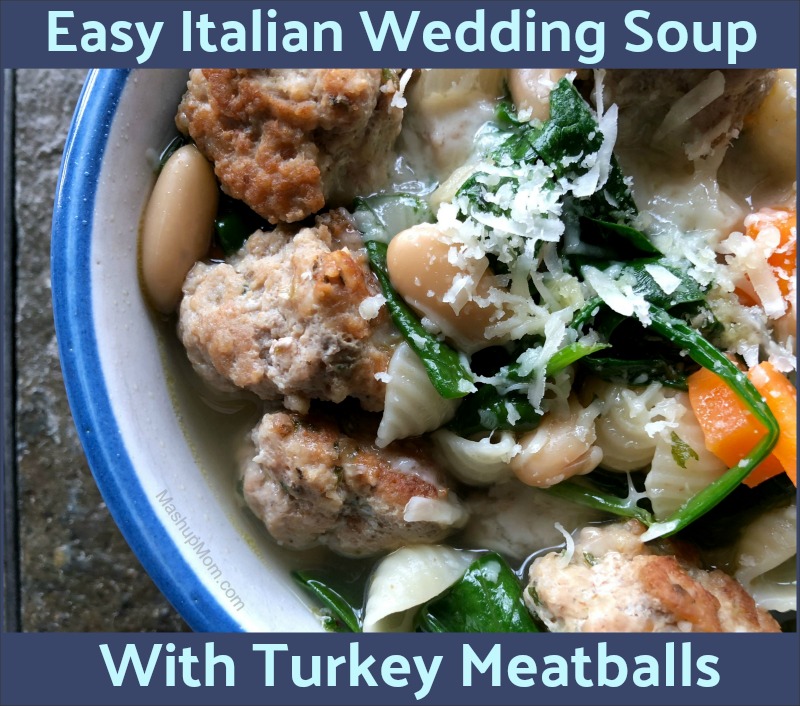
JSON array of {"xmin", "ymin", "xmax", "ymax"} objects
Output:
[
  {"xmin": 525, "ymin": 520, "xmax": 780, "ymax": 633},
  {"xmin": 178, "ymin": 209, "xmax": 398, "ymax": 412},
  {"xmin": 176, "ymin": 69, "xmax": 404, "ymax": 223},
  {"xmin": 242, "ymin": 409, "xmax": 467, "ymax": 557}
]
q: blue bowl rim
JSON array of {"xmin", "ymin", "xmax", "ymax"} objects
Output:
[{"xmin": 51, "ymin": 69, "xmax": 243, "ymax": 632}]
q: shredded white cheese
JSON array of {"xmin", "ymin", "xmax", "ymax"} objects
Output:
[
  {"xmin": 358, "ymin": 293, "xmax": 386, "ymax": 321},
  {"xmin": 581, "ymin": 265, "xmax": 651, "ymax": 326},
  {"xmin": 389, "ymin": 69, "xmax": 414, "ymax": 109},
  {"xmin": 403, "ymin": 496, "xmax": 467, "ymax": 526},
  {"xmin": 719, "ymin": 226, "xmax": 788, "ymax": 320},
  {"xmin": 554, "ymin": 522, "xmax": 575, "ymax": 568},
  {"xmin": 644, "ymin": 263, "xmax": 682, "ymax": 295},
  {"xmin": 654, "ymin": 70, "xmax": 725, "ymax": 142}
]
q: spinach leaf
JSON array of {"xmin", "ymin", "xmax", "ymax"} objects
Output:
[
  {"xmin": 545, "ymin": 475, "xmax": 654, "ymax": 525},
  {"xmin": 580, "ymin": 355, "xmax": 690, "ymax": 390},
  {"xmin": 623, "ymin": 259, "xmax": 707, "ymax": 309},
  {"xmin": 490, "ymin": 79, "xmax": 598, "ymax": 176},
  {"xmin": 584, "ymin": 157, "xmax": 639, "ymax": 223},
  {"xmin": 492, "ymin": 81, "xmax": 656, "ymax": 264},
  {"xmin": 446, "ymin": 340, "xmax": 607, "ymax": 437},
  {"xmin": 495, "ymin": 99, "xmax": 523, "ymax": 127},
  {"xmin": 215, "ymin": 194, "xmax": 268, "ymax": 255},
  {"xmin": 528, "ymin": 79, "xmax": 603, "ymax": 175},
  {"xmin": 502, "ymin": 340, "xmax": 610, "ymax": 383},
  {"xmin": 292, "ymin": 571, "xmax": 362, "ymax": 633},
  {"xmin": 542, "ymin": 340, "xmax": 610, "ymax": 376},
  {"xmin": 580, "ymin": 216, "xmax": 661, "ymax": 257},
  {"xmin": 419, "ymin": 553, "xmax": 540, "ymax": 632},
  {"xmin": 455, "ymin": 173, "xmax": 520, "ymax": 218},
  {"xmin": 570, "ymin": 296, "xmax": 605, "ymax": 330},
  {"xmin": 496, "ymin": 80, "xmax": 638, "ymax": 223},
  {"xmin": 580, "ymin": 258, "xmax": 707, "ymax": 313},
  {"xmin": 489, "ymin": 80, "xmax": 638, "ymax": 216},
  {"xmin": 156, "ymin": 134, "xmax": 189, "ymax": 174},
  {"xmin": 547, "ymin": 307, "xmax": 782, "ymax": 541},
  {"xmin": 446, "ymin": 386, "xmax": 541, "ymax": 437}
]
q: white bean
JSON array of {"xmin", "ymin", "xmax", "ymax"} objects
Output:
[
  {"xmin": 386, "ymin": 223, "xmax": 504, "ymax": 350},
  {"xmin": 140, "ymin": 144, "xmax": 218, "ymax": 313},
  {"xmin": 508, "ymin": 69, "xmax": 572, "ymax": 123},
  {"xmin": 510, "ymin": 398, "xmax": 603, "ymax": 488}
]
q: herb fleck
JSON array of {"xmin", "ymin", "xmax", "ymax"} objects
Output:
[{"xmin": 671, "ymin": 431, "xmax": 700, "ymax": 469}]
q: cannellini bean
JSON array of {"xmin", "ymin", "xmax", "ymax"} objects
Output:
[
  {"xmin": 386, "ymin": 223, "xmax": 504, "ymax": 350},
  {"xmin": 141, "ymin": 144, "xmax": 218, "ymax": 313},
  {"xmin": 510, "ymin": 398, "xmax": 603, "ymax": 488},
  {"xmin": 508, "ymin": 69, "xmax": 572, "ymax": 123}
]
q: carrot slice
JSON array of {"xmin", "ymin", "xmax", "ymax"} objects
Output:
[
  {"xmin": 747, "ymin": 362, "xmax": 797, "ymax": 484},
  {"xmin": 744, "ymin": 208, "xmax": 796, "ymax": 299},
  {"xmin": 688, "ymin": 362, "xmax": 796, "ymax": 487}
]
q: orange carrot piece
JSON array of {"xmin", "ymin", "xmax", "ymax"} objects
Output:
[
  {"xmin": 744, "ymin": 208, "xmax": 796, "ymax": 298},
  {"xmin": 688, "ymin": 363, "xmax": 796, "ymax": 488},
  {"xmin": 747, "ymin": 361, "xmax": 797, "ymax": 486}
]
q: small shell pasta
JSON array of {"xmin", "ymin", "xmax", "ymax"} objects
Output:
[
  {"xmin": 644, "ymin": 394, "xmax": 727, "ymax": 519},
  {"xmin": 376, "ymin": 342, "xmax": 460, "ymax": 447},
  {"xmin": 431, "ymin": 429, "xmax": 518, "ymax": 486},
  {"xmin": 362, "ymin": 545, "xmax": 474, "ymax": 632},
  {"xmin": 592, "ymin": 381, "xmax": 685, "ymax": 472},
  {"xmin": 735, "ymin": 502, "xmax": 797, "ymax": 613}
]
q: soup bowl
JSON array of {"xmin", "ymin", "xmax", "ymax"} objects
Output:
[{"xmin": 52, "ymin": 69, "xmax": 323, "ymax": 632}]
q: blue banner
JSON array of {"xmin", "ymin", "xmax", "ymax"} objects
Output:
[
  {"xmin": 2, "ymin": 632, "xmax": 799, "ymax": 705},
  {"xmin": 1, "ymin": 1, "xmax": 799, "ymax": 68}
]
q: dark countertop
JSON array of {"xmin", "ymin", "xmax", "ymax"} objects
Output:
[{"xmin": 9, "ymin": 68, "xmax": 188, "ymax": 632}]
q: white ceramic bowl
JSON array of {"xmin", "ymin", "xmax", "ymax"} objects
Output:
[{"xmin": 52, "ymin": 69, "xmax": 322, "ymax": 631}]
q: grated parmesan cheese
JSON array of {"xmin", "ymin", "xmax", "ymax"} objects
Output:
[
  {"xmin": 719, "ymin": 222, "xmax": 790, "ymax": 320},
  {"xmin": 389, "ymin": 68, "xmax": 414, "ymax": 109},
  {"xmin": 654, "ymin": 70, "xmax": 726, "ymax": 144},
  {"xmin": 581, "ymin": 265, "xmax": 652, "ymax": 326},
  {"xmin": 358, "ymin": 293, "xmax": 386, "ymax": 321},
  {"xmin": 402, "ymin": 496, "xmax": 468, "ymax": 526},
  {"xmin": 708, "ymin": 291, "xmax": 796, "ymax": 372},
  {"xmin": 554, "ymin": 522, "xmax": 575, "ymax": 568},
  {"xmin": 571, "ymin": 103, "xmax": 618, "ymax": 198},
  {"xmin": 644, "ymin": 263, "xmax": 682, "ymax": 295}
]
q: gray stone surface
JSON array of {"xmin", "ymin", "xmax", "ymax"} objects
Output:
[{"xmin": 14, "ymin": 68, "xmax": 188, "ymax": 631}]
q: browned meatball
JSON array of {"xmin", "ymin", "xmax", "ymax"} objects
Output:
[
  {"xmin": 179, "ymin": 210, "xmax": 398, "ymax": 412},
  {"xmin": 176, "ymin": 69, "xmax": 404, "ymax": 223},
  {"xmin": 242, "ymin": 410, "xmax": 467, "ymax": 557},
  {"xmin": 602, "ymin": 69, "xmax": 776, "ymax": 159},
  {"xmin": 525, "ymin": 520, "xmax": 780, "ymax": 633}
]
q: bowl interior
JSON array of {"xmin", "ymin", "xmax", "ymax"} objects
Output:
[{"xmin": 54, "ymin": 69, "xmax": 324, "ymax": 631}]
